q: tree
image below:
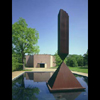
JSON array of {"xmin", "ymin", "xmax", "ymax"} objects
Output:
[
  {"xmin": 54, "ymin": 52, "xmax": 62, "ymax": 67},
  {"xmin": 66, "ymin": 55, "xmax": 78, "ymax": 67},
  {"xmin": 12, "ymin": 17, "xmax": 40, "ymax": 70},
  {"xmin": 77, "ymin": 55, "xmax": 83, "ymax": 67},
  {"xmin": 12, "ymin": 53, "xmax": 22, "ymax": 71},
  {"xmin": 54, "ymin": 51, "xmax": 67, "ymax": 67},
  {"xmin": 83, "ymin": 50, "xmax": 88, "ymax": 66}
]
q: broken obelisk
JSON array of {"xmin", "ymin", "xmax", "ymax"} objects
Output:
[
  {"xmin": 47, "ymin": 9, "xmax": 85, "ymax": 91},
  {"xmin": 58, "ymin": 9, "xmax": 69, "ymax": 60}
]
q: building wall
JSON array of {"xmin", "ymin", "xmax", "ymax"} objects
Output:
[
  {"xmin": 34, "ymin": 54, "xmax": 51, "ymax": 68},
  {"xmin": 50, "ymin": 56, "xmax": 53, "ymax": 67},
  {"xmin": 50, "ymin": 55, "xmax": 56, "ymax": 68},
  {"xmin": 26, "ymin": 55, "xmax": 33, "ymax": 67},
  {"xmin": 26, "ymin": 54, "xmax": 56, "ymax": 68},
  {"xmin": 53, "ymin": 56, "xmax": 56, "ymax": 67}
]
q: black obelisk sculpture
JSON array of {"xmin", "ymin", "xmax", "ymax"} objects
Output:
[{"xmin": 47, "ymin": 9, "xmax": 85, "ymax": 91}]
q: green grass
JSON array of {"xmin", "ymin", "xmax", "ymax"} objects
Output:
[
  {"xmin": 12, "ymin": 69, "xmax": 33, "ymax": 72},
  {"xmin": 50, "ymin": 66, "xmax": 88, "ymax": 73},
  {"xmin": 68, "ymin": 66, "xmax": 88, "ymax": 73},
  {"xmin": 16, "ymin": 69, "xmax": 33, "ymax": 71},
  {"xmin": 25, "ymin": 67, "xmax": 33, "ymax": 68},
  {"xmin": 23, "ymin": 69, "xmax": 33, "ymax": 71}
]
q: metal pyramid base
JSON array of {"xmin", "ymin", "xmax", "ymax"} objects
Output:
[{"xmin": 47, "ymin": 62, "xmax": 85, "ymax": 92}]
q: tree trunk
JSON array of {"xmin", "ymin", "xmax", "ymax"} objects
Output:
[
  {"xmin": 23, "ymin": 61, "xmax": 25, "ymax": 70},
  {"xmin": 22, "ymin": 54, "xmax": 25, "ymax": 70}
]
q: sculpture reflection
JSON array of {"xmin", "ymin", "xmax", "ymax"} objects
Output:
[
  {"xmin": 12, "ymin": 72, "xmax": 87, "ymax": 100},
  {"xmin": 53, "ymin": 91, "xmax": 82, "ymax": 100},
  {"xmin": 25, "ymin": 72, "xmax": 83, "ymax": 100}
]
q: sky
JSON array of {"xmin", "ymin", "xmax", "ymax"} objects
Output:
[{"xmin": 12, "ymin": 0, "xmax": 88, "ymax": 55}]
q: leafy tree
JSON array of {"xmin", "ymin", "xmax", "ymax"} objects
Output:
[
  {"xmin": 65, "ymin": 50, "xmax": 88, "ymax": 67},
  {"xmin": 77, "ymin": 55, "xmax": 83, "ymax": 67},
  {"xmin": 54, "ymin": 51, "xmax": 67, "ymax": 67},
  {"xmin": 66, "ymin": 56, "xmax": 78, "ymax": 67},
  {"xmin": 54, "ymin": 52, "xmax": 62, "ymax": 67},
  {"xmin": 66, "ymin": 54, "xmax": 84, "ymax": 67},
  {"xmin": 83, "ymin": 50, "xmax": 88, "ymax": 66},
  {"xmin": 12, "ymin": 17, "xmax": 40, "ymax": 70},
  {"xmin": 12, "ymin": 53, "xmax": 22, "ymax": 71}
]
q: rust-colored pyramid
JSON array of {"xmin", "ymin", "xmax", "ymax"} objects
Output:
[{"xmin": 47, "ymin": 62, "xmax": 85, "ymax": 91}]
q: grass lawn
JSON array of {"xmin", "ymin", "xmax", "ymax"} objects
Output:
[
  {"xmin": 51, "ymin": 66, "xmax": 88, "ymax": 73},
  {"xmin": 25, "ymin": 67, "xmax": 33, "ymax": 68},
  {"xmin": 68, "ymin": 66, "xmax": 88, "ymax": 73},
  {"xmin": 20, "ymin": 69, "xmax": 33, "ymax": 71},
  {"xmin": 12, "ymin": 69, "xmax": 33, "ymax": 72}
]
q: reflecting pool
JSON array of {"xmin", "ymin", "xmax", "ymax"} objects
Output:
[{"xmin": 12, "ymin": 72, "xmax": 88, "ymax": 100}]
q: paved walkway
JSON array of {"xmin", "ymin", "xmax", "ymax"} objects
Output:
[
  {"xmin": 12, "ymin": 71, "xmax": 25, "ymax": 80},
  {"xmin": 12, "ymin": 68, "xmax": 88, "ymax": 80}
]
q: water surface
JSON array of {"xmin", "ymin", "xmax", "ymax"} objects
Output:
[{"xmin": 12, "ymin": 72, "xmax": 88, "ymax": 100}]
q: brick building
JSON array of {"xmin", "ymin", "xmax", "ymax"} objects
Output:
[{"xmin": 25, "ymin": 54, "xmax": 56, "ymax": 68}]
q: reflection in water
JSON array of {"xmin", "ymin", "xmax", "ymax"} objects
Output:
[
  {"xmin": 12, "ymin": 74, "xmax": 40, "ymax": 100},
  {"xmin": 83, "ymin": 76, "xmax": 88, "ymax": 85},
  {"xmin": 26, "ymin": 72, "xmax": 53, "ymax": 82},
  {"xmin": 53, "ymin": 92, "xmax": 81, "ymax": 100},
  {"xmin": 12, "ymin": 72, "xmax": 88, "ymax": 100},
  {"xmin": 74, "ymin": 74, "xmax": 88, "ymax": 86}
]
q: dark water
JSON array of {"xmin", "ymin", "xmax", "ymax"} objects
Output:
[{"xmin": 12, "ymin": 72, "xmax": 88, "ymax": 100}]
